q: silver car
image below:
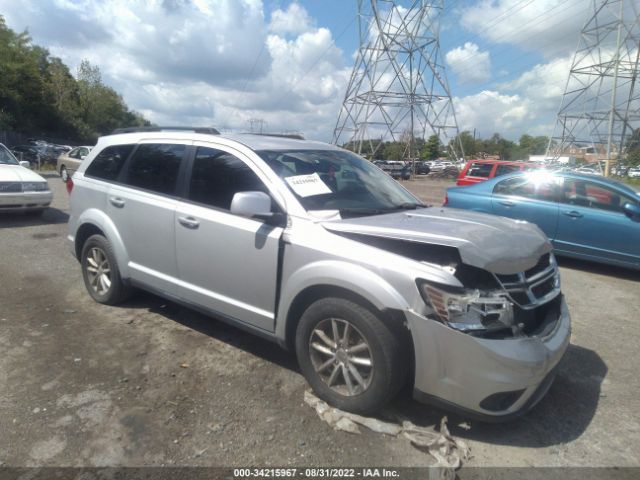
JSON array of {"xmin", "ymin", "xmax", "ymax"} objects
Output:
[
  {"xmin": 0, "ymin": 143, "xmax": 52, "ymax": 214},
  {"xmin": 68, "ymin": 128, "xmax": 571, "ymax": 419}
]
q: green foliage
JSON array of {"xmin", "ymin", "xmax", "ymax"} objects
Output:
[
  {"xmin": 422, "ymin": 134, "xmax": 441, "ymax": 160},
  {"xmin": 0, "ymin": 15, "xmax": 148, "ymax": 142},
  {"xmin": 626, "ymin": 129, "xmax": 640, "ymax": 166}
]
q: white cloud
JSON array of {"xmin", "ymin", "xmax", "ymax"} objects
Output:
[
  {"xmin": 269, "ymin": 2, "xmax": 314, "ymax": 35},
  {"xmin": 459, "ymin": 0, "xmax": 587, "ymax": 57},
  {"xmin": 445, "ymin": 42, "xmax": 491, "ymax": 84},
  {"xmin": 0, "ymin": 0, "xmax": 350, "ymax": 141}
]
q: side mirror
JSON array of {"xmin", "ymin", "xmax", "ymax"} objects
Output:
[
  {"xmin": 623, "ymin": 202, "xmax": 640, "ymax": 220},
  {"xmin": 230, "ymin": 191, "xmax": 284, "ymax": 224},
  {"xmin": 80, "ymin": 155, "xmax": 86, "ymax": 160},
  {"xmin": 19, "ymin": 160, "xmax": 31, "ymax": 169}
]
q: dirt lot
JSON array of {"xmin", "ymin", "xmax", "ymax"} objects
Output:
[{"xmin": 1, "ymin": 173, "xmax": 639, "ymax": 469}]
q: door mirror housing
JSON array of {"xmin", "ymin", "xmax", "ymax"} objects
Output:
[
  {"xmin": 80, "ymin": 155, "xmax": 87, "ymax": 160},
  {"xmin": 623, "ymin": 202, "xmax": 640, "ymax": 220},
  {"xmin": 230, "ymin": 191, "xmax": 284, "ymax": 225},
  {"xmin": 19, "ymin": 160, "xmax": 31, "ymax": 169}
]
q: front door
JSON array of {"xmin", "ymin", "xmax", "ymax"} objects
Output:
[{"xmin": 175, "ymin": 145, "xmax": 283, "ymax": 331}]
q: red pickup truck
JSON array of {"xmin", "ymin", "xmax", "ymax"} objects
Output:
[{"xmin": 456, "ymin": 159, "xmax": 539, "ymax": 186}]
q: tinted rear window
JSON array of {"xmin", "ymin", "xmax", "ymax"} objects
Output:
[
  {"xmin": 85, "ymin": 144, "xmax": 135, "ymax": 181},
  {"xmin": 467, "ymin": 163, "xmax": 493, "ymax": 177},
  {"xmin": 495, "ymin": 164, "xmax": 521, "ymax": 176},
  {"xmin": 124, "ymin": 143, "xmax": 185, "ymax": 195}
]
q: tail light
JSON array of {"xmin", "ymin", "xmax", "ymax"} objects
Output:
[
  {"xmin": 443, "ymin": 193, "xmax": 448, "ymax": 206},
  {"xmin": 66, "ymin": 177, "xmax": 74, "ymax": 194}
]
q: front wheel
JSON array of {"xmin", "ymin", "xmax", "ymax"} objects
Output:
[
  {"xmin": 81, "ymin": 234, "xmax": 132, "ymax": 305},
  {"xmin": 295, "ymin": 297, "xmax": 406, "ymax": 414},
  {"xmin": 60, "ymin": 166, "xmax": 68, "ymax": 182}
]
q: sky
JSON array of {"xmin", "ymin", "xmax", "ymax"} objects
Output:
[{"xmin": 0, "ymin": 0, "xmax": 598, "ymax": 143}]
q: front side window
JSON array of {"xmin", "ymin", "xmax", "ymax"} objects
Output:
[
  {"xmin": 257, "ymin": 149, "xmax": 421, "ymax": 217},
  {"xmin": 125, "ymin": 143, "xmax": 185, "ymax": 195},
  {"xmin": 560, "ymin": 178, "xmax": 635, "ymax": 213},
  {"xmin": 495, "ymin": 164, "xmax": 521, "ymax": 177},
  {"xmin": 69, "ymin": 148, "xmax": 81, "ymax": 159},
  {"xmin": 85, "ymin": 144, "xmax": 135, "ymax": 181},
  {"xmin": 188, "ymin": 147, "xmax": 267, "ymax": 210}
]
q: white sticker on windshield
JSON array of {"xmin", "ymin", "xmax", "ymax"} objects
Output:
[{"xmin": 285, "ymin": 173, "xmax": 332, "ymax": 197}]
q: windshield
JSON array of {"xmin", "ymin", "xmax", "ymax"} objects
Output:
[
  {"xmin": 0, "ymin": 144, "xmax": 19, "ymax": 165},
  {"xmin": 257, "ymin": 149, "xmax": 423, "ymax": 217}
]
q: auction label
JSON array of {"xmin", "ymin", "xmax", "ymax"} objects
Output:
[
  {"xmin": 285, "ymin": 173, "xmax": 332, "ymax": 197},
  {"xmin": 233, "ymin": 468, "xmax": 400, "ymax": 478}
]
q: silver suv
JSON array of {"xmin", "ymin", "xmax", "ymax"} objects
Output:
[{"xmin": 68, "ymin": 128, "xmax": 571, "ymax": 419}]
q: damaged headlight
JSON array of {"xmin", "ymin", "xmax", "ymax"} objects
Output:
[{"xmin": 417, "ymin": 281, "xmax": 515, "ymax": 333}]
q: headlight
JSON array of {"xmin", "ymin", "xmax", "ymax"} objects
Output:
[
  {"xmin": 22, "ymin": 182, "xmax": 49, "ymax": 192},
  {"xmin": 417, "ymin": 281, "xmax": 515, "ymax": 333}
]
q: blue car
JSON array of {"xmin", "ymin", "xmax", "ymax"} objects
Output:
[{"xmin": 445, "ymin": 171, "xmax": 640, "ymax": 269}]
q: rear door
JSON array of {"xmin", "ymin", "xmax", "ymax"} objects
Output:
[
  {"xmin": 555, "ymin": 177, "xmax": 640, "ymax": 265},
  {"xmin": 491, "ymin": 175, "xmax": 560, "ymax": 239},
  {"xmin": 106, "ymin": 141, "xmax": 189, "ymax": 295},
  {"xmin": 174, "ymin": 144, "xmax": 284, "ymax": 331}
]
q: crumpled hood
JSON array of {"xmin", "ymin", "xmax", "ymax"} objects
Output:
[
  {"xmin": 322, "ymin": 207, "xmax": 552, "ymax": 274},
  {"xmin": 0, "ymin": 164, "xmax": 47, "ymax": 182}
]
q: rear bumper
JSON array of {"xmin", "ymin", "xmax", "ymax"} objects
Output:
[{"xmin": 408, "ymin": 296, "xmax": 571, "ymax": 420}]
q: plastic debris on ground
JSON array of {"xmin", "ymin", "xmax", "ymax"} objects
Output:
[{"xmin": 304, "ymin": 390, "xmax": 470, "ymax": 470}]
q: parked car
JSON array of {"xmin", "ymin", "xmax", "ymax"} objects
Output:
[
  {"xmin": 377, "ymin": 160, "xmax": 411, "ymax": 180},
  {"xmin": 429, "ymin": 161, "xmax": 454, "ymax": 173},
  {"xmin": 10, "ymin": 144, "xmax": 40, "ymax": 167},
  {"xmin": 457, "ymin": 159, "xmax": 538, "ymax": 186},
  {"xmin": 445, "ymin": 170, "xmax": 640, "ymax": 270},
  {"xmin": 57, "ymin": 146, "xmax": 93, "ymax": 181},
  {"xmin": 0, "ymin": 143, "xmax": 52, "ymax": 215},
  {"xmin": 415, "ymin": 161, "xmax": 431, "ymax": 175},
  {"xmin": 68, "ymin": 128, "xmax": 570, "ymax": 419},
  {"xmin": 628, "ymin": 167, "xmax": 640, "ymax": 178},
  {"xmin": 574, "ymin": 166, "xmax": 602, "ymax": 176}
]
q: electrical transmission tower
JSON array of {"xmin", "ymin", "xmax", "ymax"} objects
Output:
[
  {"xmin": 333, "ymin": 0, "xmax": 463, "ymax": 161},
  {"xmin": 548, "ymin": 0, "xmax": 640, "ymax": 170}
]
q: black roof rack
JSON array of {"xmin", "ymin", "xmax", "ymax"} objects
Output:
[
  {"xmin": 111, "ymin": 126, "xmax": 220, "ymax": 135},
  {"xmin": 243, "ymin": 132, "xmax": 305, "ymax": 140}
]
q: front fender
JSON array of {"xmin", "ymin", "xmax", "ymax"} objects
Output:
[
  {"xmin": 275, "ymin": 260, "xmax": 409, "ymax": 340},
  {"xmin": 76, "ymin": 208, "xmax": 131, "ymax": 278}
]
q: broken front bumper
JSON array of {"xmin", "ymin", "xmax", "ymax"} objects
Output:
[{"xmin": 408, "ymin": 295, "xmax": 571, "ymax": 421}]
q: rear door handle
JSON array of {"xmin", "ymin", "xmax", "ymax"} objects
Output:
[
  {"xmin": 109, "ymin": 196, "xmax": 125, "ymax": 208},
  {"xmin": 563, "ymin": 210, "xmax": 583, "ymax": 218},
  {"xmin": 499, "ymin": 200, "xmax": 515, "ymax": 207},
  {"xmin": 178, "ymin": 216, "xmax": 200, "ymax": 229}
]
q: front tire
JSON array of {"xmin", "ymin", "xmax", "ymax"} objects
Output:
[
  {"xmin": 295, "ymin": 297, "xmax": 405, "ymax": 414},
  {"xmin": 81, "ymin": 234, "xmax": 131, "ymax": 305}
]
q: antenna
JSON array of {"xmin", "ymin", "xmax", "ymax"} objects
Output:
[
  {"xmin": 548, "ymin": 0, "xmax": 640, "ymax": 174},
  {"xmin": 333, "ymin": 0, "xmax": 464, "ymax": 161}
]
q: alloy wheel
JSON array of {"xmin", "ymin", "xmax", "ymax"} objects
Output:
[
  {"xmin": 85, "ymin": 247, "xmax": 112, "ymax": 295},
  {"xmin": 309, "ymin": 318, "xmax": 373, "ymax": 396}
]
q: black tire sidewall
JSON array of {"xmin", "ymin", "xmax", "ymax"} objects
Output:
[{"xmin": 295, "ymin": 298, "xmax": 404, "ymax": 414}]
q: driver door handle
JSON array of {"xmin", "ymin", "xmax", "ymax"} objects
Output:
[
  {"xmin": 178, "ymin": 216, "xmax": 200, "ymax": 229},
  {"xmin": 499, "ymin": 200, "xmax": 515, "ymax": 207},
  {"xmin": 563, "ymin": 210, "xmax": 583, "ymax": 218},
  {"xmin": 109, "ymin": 196, "xmax": 125, "ymax": 208}
]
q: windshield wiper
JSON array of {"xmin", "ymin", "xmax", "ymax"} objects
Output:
[{"xmin": 390, "ymin": 202, "xmax": 426, "ymax": 210}]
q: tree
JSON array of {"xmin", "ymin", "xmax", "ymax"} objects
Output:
[
  {"xmin": 626, "ymin": 128, "xmax": 640, "ymax": 166},
  {"xmin": 422, "ymin": 134, "xmax": 441, "ymax": 160}
]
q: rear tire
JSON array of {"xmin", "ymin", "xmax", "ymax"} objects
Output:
[
  {"xmin": 295, "ymin": 297, "xmax": 405, "ymax": 414},
  {"xmin": 81, "ymin": 234, "xmax": 132, "ymax": 305}
]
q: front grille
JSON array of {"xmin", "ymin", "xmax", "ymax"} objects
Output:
[
  {"xmin": 0, "ymin": 182, "xmax": 22, "ymax": 193},
  {"xmin": 494, "ymin": 253, "xmax": 560, "ymax": 309}
]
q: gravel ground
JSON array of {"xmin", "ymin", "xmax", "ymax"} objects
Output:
[{"xmin": 0, "ymin": 173, "xmax": 639, "ymax": 469}]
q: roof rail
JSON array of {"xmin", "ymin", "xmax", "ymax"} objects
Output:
[
  {"xmin": 244, "ymin": 132, "xmax": 305, "ymax": 140},
  {"xmin": 111, "ymin": 126, "xmax": 220, "ymax": 135}
]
